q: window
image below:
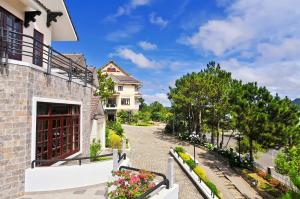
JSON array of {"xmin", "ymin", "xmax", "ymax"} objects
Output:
[
  {"xmin": 36, "ymin": 102, "xmax": 80, "ymax": 165},
  {"xmin": 107, "ymin": 67, "xmax": 116, "ymax": 72},
  {"xmin": 33, "ymin": 29, "xmax": 43, "ymax": 66},
  {"xmin": 121, "ymin": 98, "xmax": 130, "ymax": 105},
  {"xmin": 135, "ymin": 86, "xmax": 139, "ymax": 92},
  {"xmin": 118, "ymin": 86, "xmax": 123, "ymax": 91},
  {"xmin": 0, "ymin": 7, "xmax": 23, "ymax": 61}
]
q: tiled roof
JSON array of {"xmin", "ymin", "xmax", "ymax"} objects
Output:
[
  {"xmin": 110, "ymin": 74, "xmax": 141, "ymax": 84},
  {"xmin": 63, "ymin": 53, "xmax": 86, "ymax": 68},
  {"xmin": 90, "ymin": 95, "xmax": 104, "ymax": 120}
]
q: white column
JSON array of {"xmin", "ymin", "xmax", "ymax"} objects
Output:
[
  {"xmin": 167, "ymin": 157, "xmax": 174, "ymax": 188},
  {"xmin": 113, "ymin": 149, "xmax": 118, "ymax": 171}
]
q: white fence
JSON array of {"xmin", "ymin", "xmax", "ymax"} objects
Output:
[{"xmin": 25, "ymin": 141, "xmax": 129, "ymax": 192}]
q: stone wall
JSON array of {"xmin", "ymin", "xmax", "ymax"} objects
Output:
[{"xmin": 0, "ymin": 63, "xmax": 93, "ymax": 199}]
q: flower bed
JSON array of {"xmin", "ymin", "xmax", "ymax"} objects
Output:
[
  {"xmin": 171, "ymin": 146, "xmax": 221, "ymax": 199},
  {"xmin": 239, "ymin": 169, "xmax": 288, "ymax": 198},
  {"xmin": 107, "ymin": 170, "xmax": 156, "ymax": 199}
]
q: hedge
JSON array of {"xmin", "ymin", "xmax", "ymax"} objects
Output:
[{"xmin": 174, "ymin": 146, "xmax": 221, "ymax": 198}]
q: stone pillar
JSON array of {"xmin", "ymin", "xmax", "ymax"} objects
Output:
[
  {"xmin": 167, "ymin": 157, "xmax": 174, "ymax": 188},
  {"xmin": 113, "ymin": 149, "xmax": 118, "ymax": 171}
]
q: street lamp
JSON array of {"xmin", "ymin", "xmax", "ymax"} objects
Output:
[{"xmin": 190, "ymin": 131, "xmax": 199, "ymax": 164}]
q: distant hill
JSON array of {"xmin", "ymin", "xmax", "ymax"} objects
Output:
[{"xmin": 292, "ymin": 98, "xmax": 300, "ymax": 108}]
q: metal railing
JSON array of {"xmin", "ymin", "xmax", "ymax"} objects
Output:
[
  {"xmin": 119, "ymin": 166, "xmax": 169, "ymax": 199},
  {"xmin": 0, "ymin": 27, "xmax": 93, "ymax": 85},
  {"xmin": 31, "ymin": 153, "xmax": 113, "ymax": 168},
  {"xmin": 118, "ymin": 152, "xmax": 126, "ymax": 163}
]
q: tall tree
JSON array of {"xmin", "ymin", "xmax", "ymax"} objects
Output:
[
  {"xmin": 95, "ymin": 70, "xmax": 115, "ymax": 102},
  {"xmin": 204, "ymin": 62, "xmax": 232, "ymax": 146},
  {"xmin": 232, "ymin": 82, "xmax": 273, "ymax": 162}
]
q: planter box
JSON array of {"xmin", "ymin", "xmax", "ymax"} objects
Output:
[{"xmin": 169, "ymin": 148, "xmax": 219, "ymax": 199}]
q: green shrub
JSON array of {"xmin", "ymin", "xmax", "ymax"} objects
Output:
[
  {"xmin": 110, "ymin": 133, "xmax": 122, "ymax": 149},
  {"xmin": 105, "ymin": 128, "xmax": 116, "ymax": 147},
  {"xmin": 174, "ymin": 146, "xmax": 185, "ymax": 153},
  {"xmin": 279, "ymin": 191, "xmax": 300, "ymax": 199},
  {"xmin": 90, "ymin": 138, "xmax": 101, "ymax": 161},
  {"xmin": 205, "ymin": 180, "xmax": 220, "ymax": 198},
  {"xmin": 178, "ymin": 152, "xmax": 190, "ymax": 162},
  {"xmin": 186, "ymin": 159, "xmax": 197, "ymax": 170},
  {"xmin": 107, "ymin": 121, "xmax": 124, "ymax": 137},
  {"xmin": 193, "ymin": 166, "xmax": 208, "ymax": 181},
  {"xmin": 117, "ymin": 110, "xmax": 131, "ymax": 124}
]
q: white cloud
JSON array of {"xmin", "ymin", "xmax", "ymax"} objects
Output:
[
  {"xmin": 180, "ymin": 0, "xmax": 300, "ymax": 57},
  {"xmin": 138, "ymin": 41, "xmax": 157, "ymax": 50},
  {"xmin": 178, "ymin": 0, "xmax": 300, "ymax": 100},
  {"xmin": 106, "ymin": 0, "xmax": 151, "ymax": 21},
  {"xmin": 115, "ymin": 48, "xmax": 160, "ymax": 68},
  {"xmin": 149, "ymin": 13, "xmax": 168, "ymax": 28},
  {"xmin": 257, "ymin": 38, "xmax": 300, "ymax": 62},
  {"xmin": 221, "ymin": 58, "xmax": 300, "ymax": 99},
  {"xmin": 143, "ymin": 93, "xmax": 170, "ymax": 106},
  {"xmin": 106, "ymin": 24, "xmax": 141, "ymax": 41}
]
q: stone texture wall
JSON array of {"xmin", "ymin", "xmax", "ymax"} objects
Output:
[{"xmin": 0, "ymin": 63, "xmax": 93, "ymax": 199}]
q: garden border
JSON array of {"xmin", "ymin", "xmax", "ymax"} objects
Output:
[{"xmin": 169, "ymin": 148, "xmax": 219, "ymax": 199}]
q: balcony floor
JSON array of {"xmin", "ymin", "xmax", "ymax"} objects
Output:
[{"xmin": 18, "ymin": 183, "xmax": 106, "ymax": 199}]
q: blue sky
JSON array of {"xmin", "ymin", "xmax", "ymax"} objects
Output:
[{"xmin": 54, "ymin": 0, "xmax": 300, "ymax": 106}]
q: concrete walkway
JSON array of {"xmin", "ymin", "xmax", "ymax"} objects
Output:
[
  {"xmin": 125, "ymin": 125, "xmax": 262, "ymax": 199},
  {"xmin": 19, "ymin": 183, "xmax": 106, "ymax": 199}
]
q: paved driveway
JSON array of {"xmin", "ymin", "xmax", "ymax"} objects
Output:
[
  {"xmin": 125, "ymin": 125, "xmax": 261, "ymax": 199},
  {"xmin": 124, "ymin": 125, "xmax": 203, "ymax": 199}
]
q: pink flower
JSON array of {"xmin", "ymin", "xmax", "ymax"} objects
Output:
[{"xmin": 130, "ymin": 175, "xmax": 140, "ymax": 184}]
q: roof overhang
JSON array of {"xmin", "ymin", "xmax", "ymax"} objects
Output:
[{"xmin": 38, "ymin": 0, "xmax": 78, "ymax": 41}]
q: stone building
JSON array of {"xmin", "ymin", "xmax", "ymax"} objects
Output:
[{"xmin": 0, "ymin": 0, "xmax": 105, "ymax": 198}]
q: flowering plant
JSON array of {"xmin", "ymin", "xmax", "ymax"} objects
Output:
[{"xmin": 107, "ymin": 170, "xmax": 156, "ymax": 199}]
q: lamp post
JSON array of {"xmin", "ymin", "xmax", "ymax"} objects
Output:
[{"xmin": 190, "ymin": 131, "xmax": 199, "ymax": 164}]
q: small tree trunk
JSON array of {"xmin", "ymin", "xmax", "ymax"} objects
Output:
[
  {"xmin": 220, "ymin": 129, "xmax": 224, "ymax": 149},
  {"xmin": 225, "ymin": 130, "xmax": 235, "ymax": 148},
  {"xmin": 216, "ymin": 121, "xmax": 220, "ymax": 148},
  {"xmin": 249, "ymin": 137, "xmax": 254, "ymax": 163},
  {"xmin": 211, "ymin": 125, "xmax": 214, "ymax": 145}
]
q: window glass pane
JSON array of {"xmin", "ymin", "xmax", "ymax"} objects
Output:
[
  {"xmin": 37, "ymin": 102, "xmax": 50, "ymax": 115},
  {"xmin": 121, "ymin": 98, "xmax": 130, "ymax": 105},
  {"xmin": 36, "ymin": 103, "xmax": 80, "ymax": 164}
]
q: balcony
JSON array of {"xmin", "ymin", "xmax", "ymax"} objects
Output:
[{"xmin": 0, "ymin": 27, "xmax": 93, "ymax": 86}]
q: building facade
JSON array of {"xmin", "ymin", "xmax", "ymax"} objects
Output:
[
  {"xmin": 0, "ymin": 1, "xmax": 105, "ymax": 198},
  {"xmin": 101, "ymin": 61, "xmax": 142, "ymax": 120}
]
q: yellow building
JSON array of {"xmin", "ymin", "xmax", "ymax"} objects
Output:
[{"xmin": 101, "ymin": 60, "xmax": 142, "ymax": 120}]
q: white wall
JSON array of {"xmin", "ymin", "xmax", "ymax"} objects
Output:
[
  {"xmin": 90, "ymin": 119, "xmax": 106, "ymax": 149},
  {"xmin": 25, "ymin": 160, "xmax": 113, "ymax": 192},
  {"xmin": 150, "ymin": 184, "xmax": 179, "ymax": 199},
  {"xmin": 115, "ymin": 84, "xmax": 139, "ymax": 111}
]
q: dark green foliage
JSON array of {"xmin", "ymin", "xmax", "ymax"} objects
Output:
[
  {"xmin": 106, "ymin": 121, "xmax": 124, "ymax": 137},
  {"xmin": 205, "ymin": 180, "xmax": 220, "ymax": 197},
  {"xmin": 174, "ymin": 146, "xmax": 185, "ymax": 153},
  {"xmin": 95, "ymin": 70, "xmax": 115, "ymax": 102},
  {"xmin": 275, "ymin": 144, "xmax": 300, "ymax": 192},
  {"xmin": 186, "ymin": 159, "xmax": 197, "ymax": 170},
  {"xmin": 235, "ymin": 137, "xmax": 263, "ymax": 155},
  {"xmin": 117, "ymin": 100, "xmax": 170, "ymax": 124},
  {"xmin": 279, "ymin": 191, "xmax": 300, "ymax": 199},
  {"xmin": 90, "ymin": 139, "xmax": 101, "ymax": 161},
  {"xmin": 117, "ymin": 110, "xmax": 132, "ymax": 124}
]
